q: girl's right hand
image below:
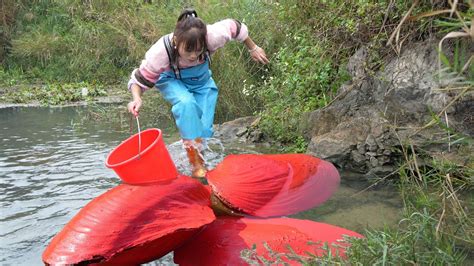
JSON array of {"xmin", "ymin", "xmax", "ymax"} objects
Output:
[{"xmin": 127, "ymin": 99, "xmax": 142, "ymax": 117}]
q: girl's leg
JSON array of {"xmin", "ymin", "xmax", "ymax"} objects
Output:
[
  {"xmin": 158, "ymin": 79, "xmax": 204, "ymax": 140},
  {"xmin": 157, "ymin": 79, "xmax": 208, "ymax": 179},
  {"xmin": 183, "ymin": 138, "xmax": 206, "ymax": 180},
  {"xmin": 191, "ymin": 78, "xmax": 218, "ymax": 138},
  {"xmin": 186, "ymin": 81, "xmax": 217, "ymax": 179}
]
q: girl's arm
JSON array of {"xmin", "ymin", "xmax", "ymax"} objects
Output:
[
  {"xmin": 127, "ymin": 36, "xmax": 170, "ymax": 92},
  {"xmin": 207, "ymin": 19, "xmax": 268, "ymax": 64},
  {"xmin": 127, "ymin": 36, "xmax": 170, "ymax": 116}
]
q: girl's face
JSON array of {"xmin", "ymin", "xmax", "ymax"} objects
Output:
[{"xmin": 177, "ymin": 43, "xmax": 204, "ymax": 62}]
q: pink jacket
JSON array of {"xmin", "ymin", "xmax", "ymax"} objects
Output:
[{"xmin": 128, "ymin": 19, "xmax": 249, "ymax": 91}]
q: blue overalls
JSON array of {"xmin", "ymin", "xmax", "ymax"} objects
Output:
[{"xmin": 155, "ymin": 58, "xmax": 218, "ymax": 140}]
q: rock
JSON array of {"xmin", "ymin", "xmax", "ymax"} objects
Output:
[
  {"xmin": 235, "ymin": 127, "xmax": 248, "ymax": 137},
  {"xmin": 351, "ymin": 150, "xmax": 365, "ymax": 164},
  {"xmin": 369, "ymin": 156, "xmax": 379, "ymax": 167},
  {"xmin": 365, "ymin": 134, "xmax": 378, "ymax": 152},
  {"xmin": 346, "ymin": 47, "xmax": 368, "ymax": 78},
  {"xmin": 214, "ymin": 116, "xmax": 257, "ymax": 143},
  {"xmin": 356, "ymin": 143, "xmax": 366, "ymax": 154},
  {"xmin": 248, "ymin": 129, "xmax": 264, "ymax": 143},
  {"xmin": 303, "ymin": 40, "xmax": 472, "ymax": 178},
  {"xmin": 380, "ymin": 156, "xmax": 390, "ymax": 164},
  {"xmin": 366, "ymin": 152, "xmax": 377, "ymax": 157},
  {"xmin": 307, "ymin": 114, "xmax": 376, "ymax": 166}
]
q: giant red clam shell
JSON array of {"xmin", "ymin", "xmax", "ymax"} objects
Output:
[
  {"xmin": 175, "ymin": 216, "xmax": 363, "ymax": 265},
  {"xmin": 207, "ymin": 154, "xmax": 340, "ymax": 217},
  {"xmin": 42, "ymin": 175, "xmax": 215, "ymax": 265}
]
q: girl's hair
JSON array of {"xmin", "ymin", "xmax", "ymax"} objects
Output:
[{"xmin": 173, "ymin": 8, "xmax": 207, "ymax": 60}]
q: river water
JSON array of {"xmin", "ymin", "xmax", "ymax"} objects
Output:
[{"xmin": 0, "ymin": 105, "xmax": 402, "ymax": 265}]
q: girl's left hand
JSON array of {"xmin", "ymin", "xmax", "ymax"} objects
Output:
[{"xmin": 250, "ymin": 46, "xmax": 269, "ymax": 64}]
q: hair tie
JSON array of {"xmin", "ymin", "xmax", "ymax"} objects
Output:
[{"xmin": 177, "ymin": 9, "xmax": 198, "ymax": 23}]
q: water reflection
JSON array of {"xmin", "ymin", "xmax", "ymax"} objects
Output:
[{"xmin": 290, "ymin": 177, "xmax": 402, "ymax": 233}]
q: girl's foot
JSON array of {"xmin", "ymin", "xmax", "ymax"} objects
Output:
[{"xmin": 184, "ymin": 138, "xmax": 208, "ymax": 179}]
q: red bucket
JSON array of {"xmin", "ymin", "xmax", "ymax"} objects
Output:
[{"xmin": 106, "ymin": 128, "xmax": 177, "ymax": 184}]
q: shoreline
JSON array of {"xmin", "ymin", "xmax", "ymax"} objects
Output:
[{"xmin": 0, "ymin": 95, "xmax": 126, "ymax": 109}]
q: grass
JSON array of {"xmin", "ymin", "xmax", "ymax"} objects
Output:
[{"xmin": 2, "ymin": 0, "xmax": 276, "ymax": 117}]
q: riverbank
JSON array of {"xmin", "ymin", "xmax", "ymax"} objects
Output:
[
  {"xmin": 0, "ymin": 83, "xmax": 128, "ymax": 109},
  {"xmin": 217, "ymin": 113, "xmax": 474, "ymax": 265},
  {"xmin": 0, "ymin": 95, "xmax": 124, "ymax": 109}
]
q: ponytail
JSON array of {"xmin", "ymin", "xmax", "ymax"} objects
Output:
[{"xmin": 177, "ymin": 8, "xmax": 198, "ymax": 23}]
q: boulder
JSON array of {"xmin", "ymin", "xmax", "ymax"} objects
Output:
[{"xmin": 303, "ymin": 40, "xmax": 473, "ymax": 178}]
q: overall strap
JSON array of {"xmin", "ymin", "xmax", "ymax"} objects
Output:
[
  {"xmin": 206, "ymin": 51, "xmax": 211, "ymax": 66},
  {"xmin": 163, "ymin": 34, "xmax": 181, "ymax": 79}
]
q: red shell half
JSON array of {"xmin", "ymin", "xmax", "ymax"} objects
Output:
[
  {"xmin": 174, "ymin": 217, "xmax": 363, "ymax": 265},
  {"xmin": 42, "ymin": 175, "xmax": 215, "ymax": 265},
  {"xmin": 208, "ymin": 154, "xmax": 340, "ymax": 217},
  {"xmin": 207, "ymin": 154, "xmax": 290, "ymax": 214}
]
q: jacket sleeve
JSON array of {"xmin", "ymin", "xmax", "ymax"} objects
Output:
[
  {"xmin": 127, "ymin": 36, "xmax": 170, "ymax": 91},
  {"xmin": 206, "ymin": 19, "xmax": 249, "ymax": 53}
]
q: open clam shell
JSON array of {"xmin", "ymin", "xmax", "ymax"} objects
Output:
[
  {"xmin": 208, "ymin": 154, "xmax": 340, "ymax": 217},
  {"xmin": 42, "ymin": 175, "xmax": 215, "ymax": 265}
]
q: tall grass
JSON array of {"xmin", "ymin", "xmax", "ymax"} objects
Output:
[
  {"xmin": 2, "ymin": 0, "xmax": 279, "ymax": 118},
  {"xmin": 7, "ymin": 1, "xmax": 166, "ymax": 82}
]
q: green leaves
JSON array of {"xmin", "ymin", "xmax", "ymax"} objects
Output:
[{"xmin": 256, "ymin": 30, "xmax": 349, "ymax": 149}]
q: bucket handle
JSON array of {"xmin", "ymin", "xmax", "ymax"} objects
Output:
[{"xmin": 129, "ymin": 115, "xmax": 142, "ymax": 160}]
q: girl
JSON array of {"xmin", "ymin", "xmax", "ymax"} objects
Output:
[{"xmin": 127, "ymin": 8, "xmax": 268, "ymax": 179}]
